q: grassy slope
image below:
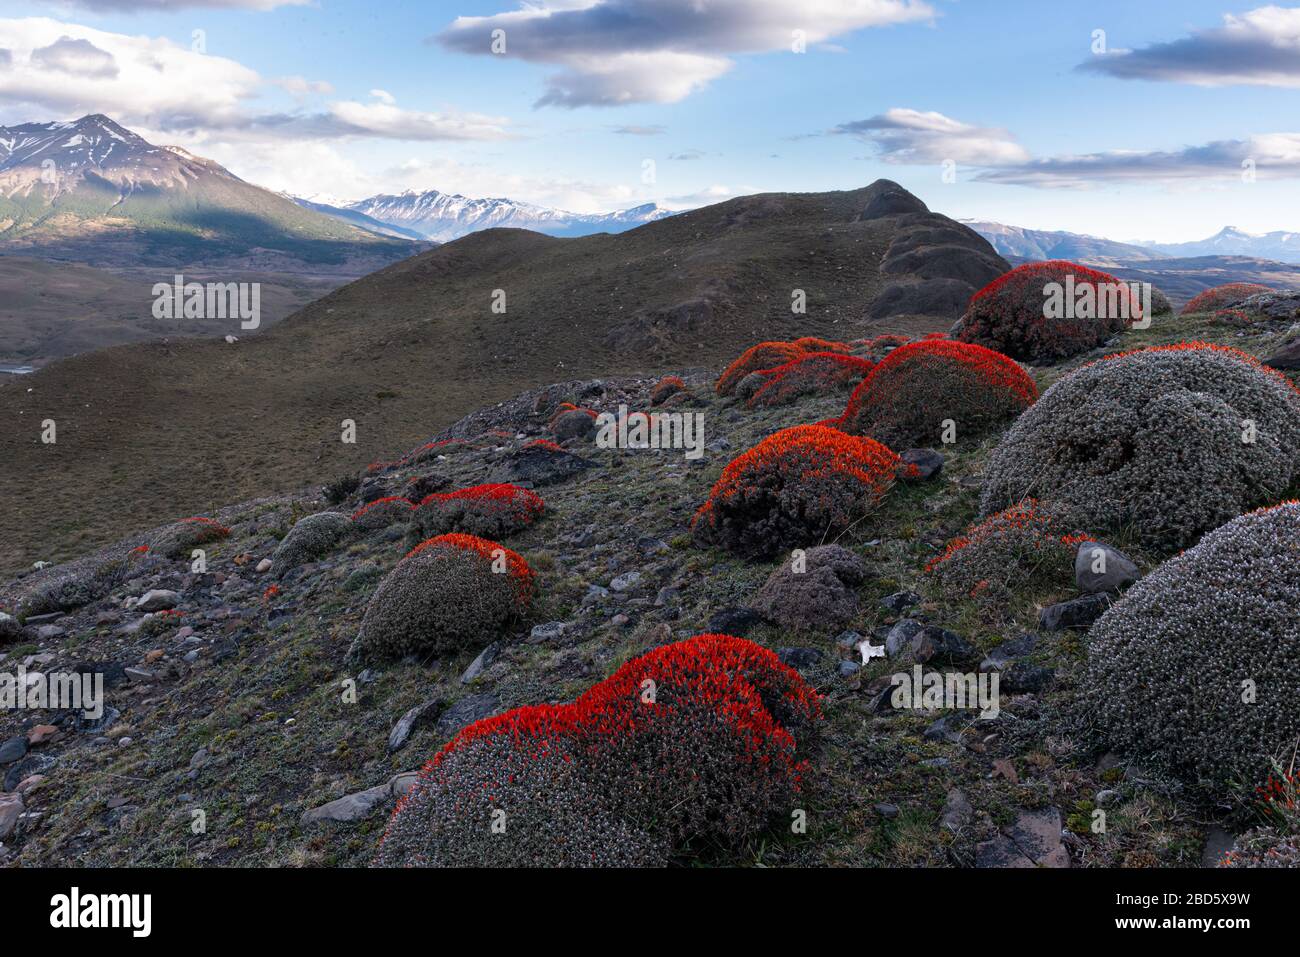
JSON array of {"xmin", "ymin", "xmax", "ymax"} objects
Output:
[
  {"xmin": 3, "ymin": 309, "xmax": 1295, "ymax": 868},
  {"xmin": 0, "ymin": 186, "xmax": 936, "ymax": 576}
]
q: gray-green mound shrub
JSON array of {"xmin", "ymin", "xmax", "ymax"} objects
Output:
[
  {"xmin": 981, "ymin": 344, "xmax": 1300, "ymax": 552},
  {"xmin": 353, "ymin": 534, "xmax": 534, "ymax": 664},
  {"xmin": 272, "ymin": 511, "xmax": 352, "ymax": 573},
  {"xmin": 1076, "ymin": 502, "xmax": 1300, "ymax": 799}
]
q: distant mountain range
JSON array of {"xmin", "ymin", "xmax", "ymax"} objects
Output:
[
  {"xmin": 0, "ymin": 114, "xmax": 411, "ymax": 268},
  {"xmin": 967, "ymin": 220, "xmax": 1300, "ymax": 266},
  {"xmin": 298, "ymin": 190, "xmax": 675, "ymax": 242}
]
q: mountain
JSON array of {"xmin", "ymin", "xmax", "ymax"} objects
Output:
[
  {"xmin": 343, "ymin": 188, "xmax": 675, "ymax": 242},
  {"xmin": 0, "ymin": 114, "xmax": 414, "ymax": 268},
  {"xmin": 1098, "ymin": 255, "xmax": 1300, "ymax": 307},
  {"xmin": 288, "ymin": 195, "xmax": 427, "ymax": 241},
  {"xmin": 970, "ymin": 219, "xmax": 1300, "ymax": 267},
  {"xmin": 964, "ymin": 220, "xmax": 1167, "ymax": 266},
  {"xmin": 0, "ymin": 180, "xmax": 1006, "ymax": 573},
  {"xmin": 1137, "ymin": 226, "xmax": 1300, "ymax": 263}
]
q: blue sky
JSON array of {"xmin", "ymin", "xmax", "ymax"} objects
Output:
[{"xmin": 3, "ymin": 1, "xmax": 1300, "ymax": 241}]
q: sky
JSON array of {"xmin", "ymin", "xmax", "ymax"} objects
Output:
[{"xmin": 2, "ymin": 0, "xmax": 1300, "ymax": 241}]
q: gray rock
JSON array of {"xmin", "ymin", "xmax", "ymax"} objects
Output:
[
  {"xmin": 1001, "ymin": 662, "xmax": 1054, "ymax": 694},
  {"xmin": 1040, "ymin": 593, "xmax": 1113, "ymax": 631},
  {"xmin": 900, "ymin": 448, "xmax": 945, "ymax": 480},
  {"xmin": 880, "ymin": 591, "xmax": 921, "ymax": 613},
  {"xmin": 777, "ymin": 647, "xmax": 824, "ymax": 670},
  {"xmin": 0, "ymin": 736, "xmax": 28, "ymax": 765},
  {"xmin": 874, "ymin": 803, "xmax": 900, "ymax": 819},
  {"xmin": 912, "ymin": 626, "xmax": 978, "ymax": 666},
  {"xmin": 137, "ymin": 589, "xmax": 181, "ymax": 612},
  {"xmin": 388, "ymin": 699, "xmax": 442, "ymax": 752},
  {"xmin": 706, "ymin": 606, "xmax": 766, "ymax": 636},
  {"xmin": 527, "ymin": 621, "xmax": 567, "ymax": 644},
  {"xmin": 979, "ymin": 633, "xmax": 1038, "ymax": 673},
  {"xmin": 300, "ymin": 783, "xmax": 391, "ymax": 825},
  {"xmin": 35, "ymin": 624, "xmax": 66, "ymax": 641},
  {"xmin": 460, "ymin": 642, "xmax": 501, "ymax": 684},
  {"xmin": 976, "ymin": 807, "xmax": 1069, "ymax": 868},
  {"xmin": 940, "ymin": 788, "xmax": 972, "ymax": 832},
  {"xmin": 838, "ymin": 660, "xmax": 862, "ymax": 677},
  {"xmin": 886, "ymin": 619, "xmax": 924, "ymax": 656},
  {"xmin": 609, "ymin": 571, "xmax": 642, "ymax": 593},
  {"xmin": 0, "ymin": 792, "xmax": 24, "ymax": 839},
  {"xmin": 435, "ymin": 693, "xmax": 500, "ymax": 737},
  {"xmin": 1074, "ymin": 541, "xmax": 1139, "ymax": 594}
]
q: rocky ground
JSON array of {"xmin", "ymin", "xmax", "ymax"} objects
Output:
[{"xmin": 0, "ymin": 304, "xmax": 1297, "ymax": 868}]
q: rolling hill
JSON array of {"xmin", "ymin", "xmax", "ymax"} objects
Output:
[{"xmin": 0, "ymin": 179, "xmax": 1007, "ymax": 573}]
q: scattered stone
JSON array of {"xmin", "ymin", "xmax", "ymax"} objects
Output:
[
  {"xmin": 124, "ymin": 667, "xmax": 154, "ymax": 683},
  {"xmin": 1040, "ymin": 593, "xmax": 1113, "ymax": 631},
  {"xmin": 300, "ymin": 783, "xmax": 392, "ymax": 824},
  {"xmin": 940, "ymin": 788, "xmax": 972, "ymax": 832},
  {"xmin": 912, "ymin": 626, "xmax": 978, "ymax": 666},
  {"xmin": 874, "ymin": 803, "xmax": 900, "ymax": 819},
  {"xmin": 1074, "ymin": 541, "xmax": 1139, "ymax": 594},
  {"xmin": 26, "ymin": 725, "xmax": 59, "ymax": 747},
  {"xmin": 137, "ymin": 589, "xmax": 181, "ymax": 612},
  {"xmin": 777, "ymin": 647, "xmax": 824, "ymax": 670},
  {"xmin": 976, "ymin": 807, "xmax": 1069, "ymax": 868},
  {"xmin": 979, "ymin": 633, "xmax": 1038, "ymax": 673},
  {"xmin": 35, "ymin": 624, "xmax": 66, "ymax": 641},
  {"xmin": 609, "ymin": 571, "xmax": 642, "ymax": 592},
  {"xmin": 880, "ymin": 591, "xmax": 921, "ymax": 613},
  {"xmin": 1001, "ymin": 662, "xmax": 1054, "ymax": 694},
  {"xmin": 256, "ymin": 559, "xmax": 273, "ymax": 573},
  {"xmin": 885, "ymin": 619, "xmax": 924, "ymax": 657},
  {"xmin": 838, "ymin": 660, "xmax": 861, "ymax": 677},
  {"xmin": 706, "ymin": 606, "xmax": 766, "ymax": 637},
  {"xmin": 461, "ymin": 642, "xmax": 501, "ymax": 684},
  {"xmin": 1095, "ymin": 789, "xmax": 1120, "ymax": 807},
  {"xmin": 0, "ymin": 737, "xmax": 28, "ymax": 765},
  {"xmin": 388, "ymin": 699, "xmax": 442, "ymax": 752},
  {"xmin": 435, "ymin": 693, "xmax": 500, "ymax": 737},
  {"xmin": 527, "ymin": 621, "xmax": 567, "ymax": 645},
  {"xmin": 900, "ymin": 448, "xmax": 944, "ymax": 480},
  {"xmin": 0, "ymin": 792, "xmax": 23, "ymax": 840}
]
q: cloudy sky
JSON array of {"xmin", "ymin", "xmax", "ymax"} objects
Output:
[{"xmin": 3, "ymin": 0, "xmax": 1300, "ymax": 240}]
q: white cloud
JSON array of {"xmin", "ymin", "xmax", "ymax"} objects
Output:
[
  {"xmin": 436, "ymin": 0, "xmax": 934, "ymax": 106},
  {"xmin": 1080, "ymin": 5, "xmax": 1300, "ymax": 87},
  {"xmin": 275, "ymin": 75, "xmax": 334, "ymax": 97},
  {"xmin": 369, "ymin": 88, "xmax": 395, "ymax": 105},
  {"xmin": 49, "ymin": 0, "xmax": 309, "ymax": 10},
  {"xmin": 974, "ymin": 134, "xmax": 1300, "ymax": 188},
  {"xmin": 833, "ymin": 108, "xmax": 1030, "ymax": 165}
]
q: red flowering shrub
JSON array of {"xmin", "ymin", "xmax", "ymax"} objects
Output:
[
  {"xmin": 1181, "ymin": 282, "xmax": 1270, "ymax": 316},
  {"xmin": 748, "ymin": 353, "xmax": 875, "ymax": 408},
  {"xmin": 926, "ymin": 500, "xmax": 1086, "ymax": 600},
  {"xmin": 376, "ymin": 633, "xmax": 821, "ymax": 867},
  {"xmin": 1212, "ymin": 307, "xmax": 1254, "ymax": 327},
  {"xmin": 836, "ymin": 339, "xmax": 1038, "ymax": 448},
  {"xmin": 151, "ymin": 516, "xmax": 231, "ymax": 559},
  {"xmin": 956, "ymin": 260, "xmax": 1142, "ymax": 363},
  {"xmin": 354, "ymin": 533, "xmax": 535, "ymax": 663},
  {"xmin": 523, "ymin": 438, "xmax": 566, "ymax": 453},
  {"xmin": 410, "ymin": 483, "xmax": 544, "ymax": 541},
  {"xmin": 350, "ymin": 496, "xmax": 415, "ymax": 531},
  {"xmin": 692, "ymin": 424, "xmax": 903, "ymax": 558},
  {"xmin": 649, "ymin": 375, "xmax": 687, "ymax": 406},
  {"xmin": 715, "ymin": 341, "xmax": 805, "ymax": 395},
  {"xmin": 792, "ymin": 337, "xmax": 849, "ymax": 353}
]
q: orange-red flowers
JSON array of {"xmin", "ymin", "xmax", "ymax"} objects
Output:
[
  {"xmin": 748, "ymin": 352, "xmax": 874, "ymax": 408},
  {"xmin": 693, "ymin": 424, "xmax": 902, "ymax": 557},
  {"xmin": 1181, "ymin": 282, "xmax": 1269, "ymax": 316},
  {"xmin": 405, "ymin": 533, "xmax": 535, "ymax": 605},
  {"xmin": 836, "ymin": 338, "xmax": 1037, "ymax": 448}
]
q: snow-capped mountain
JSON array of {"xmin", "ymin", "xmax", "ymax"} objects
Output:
[
  {"xmin": 344, "ymin": 189, "xmax": 675, "ymax": 242},
  {"xmin": 963, "ymin": 220, "xmax": 1166, "ymax": 265},
  {"xmin": 1136, "ymin": 226, "xmax": 1300, "ymax": 263},
  {"xmin": 969, "ymin": 219, "xmax": 1300, "ymax": 267},
  {"xmin": 0, "ymin": 114, "xmax": 411, "ymax": 266}
]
